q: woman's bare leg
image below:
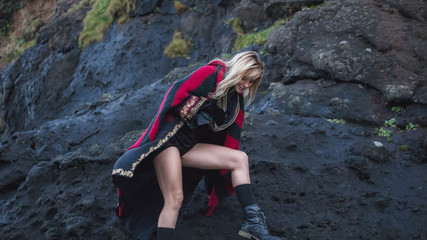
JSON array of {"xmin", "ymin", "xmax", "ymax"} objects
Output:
[
  {"xmin": 182, "ymin": 143, "xmax": 280, "ymax": 239},
  {"xmin": 181, "ymin": 143, "xmax": 250, "ymax": 187},
  {"xmin": 153, "ymin": 147, "xmax": 184, "ymax": 228}
]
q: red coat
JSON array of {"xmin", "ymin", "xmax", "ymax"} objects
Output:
[{"xmin": 112, "ymin": 60, "xmax": 244, "ymax": 222}]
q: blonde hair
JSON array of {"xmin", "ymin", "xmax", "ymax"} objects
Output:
[{"xmin": 210, "ymin": 51, "xmax": 264, "ymax": 108}]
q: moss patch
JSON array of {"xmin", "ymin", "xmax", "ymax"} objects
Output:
[
  {"xmin": 232, "ymin": 19, "xmax": 287, "ymax": 52},
  {"xmin": 79, "ymin": 0, "xmax": 135, "ymax": 48},
  {"xmin": 174, "ymin": 1, "xmax": 188, "ymax": 13},
  {"xmin": 227, "ymin": 18, "xmax": 244, "ymax": 36},
  {"xmin": 164, "ymin": 30, "xmax": 193, "ymax": 58}
]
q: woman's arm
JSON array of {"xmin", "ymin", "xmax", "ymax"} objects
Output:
[{"xmin": 168, "ymin": 61, "xmax": 226, "ymax": 120}]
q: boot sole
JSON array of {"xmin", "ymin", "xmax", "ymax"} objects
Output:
[{"xmin": 238, "ymin": 230, "xmax": 260, "ymax": 240}]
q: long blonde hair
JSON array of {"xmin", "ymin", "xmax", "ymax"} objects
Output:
[{"xmin": 210, "ymin": 51, "xmax": 264, "ymax": 108}]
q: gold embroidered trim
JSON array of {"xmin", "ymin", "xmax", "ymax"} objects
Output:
[
  {"xmin": 132, "ymin": 121, "xmax": 185, "ymax": 170},
  {"xmin": 112, "ymin": 168, "xmax": 133, "ymax": 178},
  {"xmin": 112, "ymin": 121, "xmax": 185, "ymax": 178},
  {"xmin": 112, "ymin": 96, "xmax": 208, "ymax": 178},
  {"xmin": 180, "ymin": 96, "xmax": 199, "ymax": 119},
  {"xmin": 188, "ymin": 96, "xmax": 207, "ymax": 120}
]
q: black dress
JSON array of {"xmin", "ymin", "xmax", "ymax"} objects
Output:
[{"xmin": 115, "ymin": 119, "xmax": 226, "ymax": 240}]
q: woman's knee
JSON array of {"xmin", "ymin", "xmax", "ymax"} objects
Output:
[
  {"xmin": 231, "ymin": 151, "xmax": 249, "ymax": 169},
  {"xmin": 164, "ymin": 191, "xmax": 184, "ymax": 210}
]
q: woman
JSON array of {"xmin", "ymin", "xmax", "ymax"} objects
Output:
[{"xmin": 112, "ymin": 51, "xmax": 280, "ymax": 240}]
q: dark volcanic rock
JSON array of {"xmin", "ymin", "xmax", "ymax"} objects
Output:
[
  {"xmin": 265, "ymin": 0, "xmax": 427, "ymax": 104},
  {"xmin": 134, "ymin": 0, "xmax": 161, "ymax": 16},
  {"xmin": 0, "ymin": 0, "xmax": 426, "ymax": 240}
]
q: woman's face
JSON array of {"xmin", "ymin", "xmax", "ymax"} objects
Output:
[
  {"xmin": 235, "ymin": 68, "xmax": 261, "ymax": 94},
  {"xmin": 234, "ymin": 77, "xmax": 253, "ymax": 94}
]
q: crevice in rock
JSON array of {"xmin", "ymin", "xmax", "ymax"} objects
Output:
[
  {"xmin": 69, "ymin": 130, "xmax": 99, "ymax": 147},
  {"xmin": 0, "ymin": 176, "xmax": 26, "ymax": 194}
]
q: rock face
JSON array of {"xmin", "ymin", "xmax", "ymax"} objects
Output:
[
  {"xmin": 266, "ymin": 0, "xmax": 427, "ymax": 104},
  {"xmin": 0, "ymin": 0, "xmax": 426, "ymax": 239}
]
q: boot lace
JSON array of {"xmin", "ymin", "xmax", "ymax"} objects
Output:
[{"xmin": 258, "ymin": 210, "xmax": 268, "ymax": 228}]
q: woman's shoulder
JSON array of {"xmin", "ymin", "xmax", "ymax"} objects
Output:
[
  {"xmin": 207, "ymin": 60, "xmax": 226, "ymax": 69},
  {"xmin": 190, "ymin": 60, "xmax": 226, "ymax": 79}
]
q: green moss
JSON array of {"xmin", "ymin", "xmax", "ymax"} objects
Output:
[
  {"xmin": 164, "ymin": 30, "xmax": 193, "ymax": 58},
  {"xmin": 108, "ymin": 0, "xmax": 135, "ymax": 24},
  {"xmin": 384, "ymin": 118, "xmax": 396, "ymax": 128},
  {"xmin": 68, "ymin": 0, "xmax": 95, "ymax": 13},
  {"xmin": 174, "ymin": 1, "xmax": 188, "ymax": 13},
  {"xmin": 375, "ymin": 127, "xmax": 393, "ymax": 142},
  {"xmin": 227, "ymin": 18, "xmax": 244, "ymax": 35},
  {"xmin": 79, "ymin": 0, "xmax": 112, "ymax": 48},
  {"xmin": 79, "ymin": 0, "xmax": 135, "ymax": 48},
  {"xmin": 374, "ymin": 117, "xmax": 418, "ymax": 143},
  {"xmin": 391, "ymin": 106, "xmax": 403, "ymax": 113},
  {"xmin": 405, "ymin": 123, "xmax": 418, "ymax": 131},
  {"xmin": 221, "ymin": 53, "xmax": 232, "ymax": 60},
  {"xmin": 376, "ymin": 127, "xmax": 391, "ymax": 137},
  {"xmin": 400, "ymin": 145, "xmax": 409, "ymax": 151},
  {"xmin": 188, "ymin": 62, "xmax": 200, "ymax": 68},
  {"xmin": 259, "ymin": 49, "xmax": 269, "ymax": 56},
  {"xmin": 326, "ymin": 118, "xmax": 346, "ymax": 124},
  {"xmin": 5, "ymin": 38, "xmax": 36, "ymax": 63},
  {"xmin": 233, "ymin": 19, "xmax": 286, "ymax": 52}
]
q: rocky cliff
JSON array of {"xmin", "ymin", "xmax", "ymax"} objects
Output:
[{"xmin": 0, "ymin": 0, "xmax": 426, "ymax": 239}]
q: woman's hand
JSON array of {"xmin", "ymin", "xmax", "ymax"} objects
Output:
[{"xmin": 199, "ymin": 99, "xmax": 226, "ymax": 125}]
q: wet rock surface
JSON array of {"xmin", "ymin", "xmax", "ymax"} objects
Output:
[{"xmin": 0, "ymin": 0, "xmax": 426, "ymax": 239}]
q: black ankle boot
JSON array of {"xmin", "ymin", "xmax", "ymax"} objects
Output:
[
  {"xmin": 238, "ymin": 204, "xmax": 281, "ymax": 240},
  {"xmin": 157, "ymin": 227, "xmax": 175, "ymax": 240}
]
